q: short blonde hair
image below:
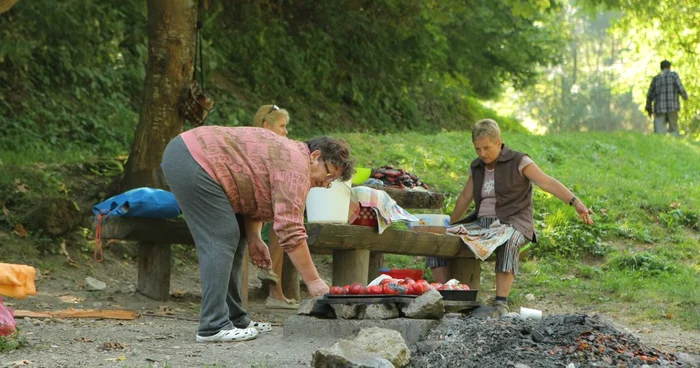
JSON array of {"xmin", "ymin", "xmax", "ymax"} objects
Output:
[
  {"xmin": 253, "ymin": 104, "xmax": 290, "ymax": 127},
  {"xmin": 471, "ymin": 119, "xmax": 501, "ymax": 142}
]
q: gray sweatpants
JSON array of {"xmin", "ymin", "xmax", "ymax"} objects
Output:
[{"xmin": 161, "ymin": 136, "xmax": 251, "ymax": 336}]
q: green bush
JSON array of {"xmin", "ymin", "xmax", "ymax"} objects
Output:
[{"xmin": 610, "ymin": 252, "xmax": 676, "ymax": 275}]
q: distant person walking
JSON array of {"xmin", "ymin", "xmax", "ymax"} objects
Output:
[{"xmin": 645, "ymin": 60, "xmax": 689, "ymax": 136}]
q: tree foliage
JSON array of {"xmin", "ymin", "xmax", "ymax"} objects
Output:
[
  {"xmin": 513, "ymin": 7, "xmax": 651, "ymax": 133},
  {"xmin": 579, "ymin": 0, "xmax": 700, "ymax": 136},
  {"xmin": 0, "ymin": 0, "xmax": 565, "ymax": 155},
  {"xmin": 0, "ymin": 0, "xmax": 147, "ymax": 155}
]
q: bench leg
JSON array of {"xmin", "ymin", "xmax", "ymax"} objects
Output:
[
  {"xmin": 367, "ymin": 251, "xmax": 385, "ymax": 282},
  {"xmin": 242, "ymin": 248, "xmax": 249, "ymax": 309},
  {"xmin": 282, "ymin": 253, "xmax": 300, "ymax": 301},
  {"xmin": 332, "ymin": 249, "xmax": 370, "ymax": 286},
  {"xmin": 448, "ymin": 258, "xmax": 481, "ymax": 291},
  {"xmin": 137, "ymin": 242, "xmax": 171, "ymax": 301}
]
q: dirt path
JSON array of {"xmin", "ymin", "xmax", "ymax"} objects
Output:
[{"xmin": 2, "ymin": 253, "xmax": 698, "ymax": 367}]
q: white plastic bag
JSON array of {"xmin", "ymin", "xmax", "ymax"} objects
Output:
[{"xmin": 368, "ymin": 274, "xmax": 392, "ymax": 287}]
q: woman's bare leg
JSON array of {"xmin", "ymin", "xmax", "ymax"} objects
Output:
[{"xmin": 267, "ymin": 228, "xmax": 287, "ymax": 301}]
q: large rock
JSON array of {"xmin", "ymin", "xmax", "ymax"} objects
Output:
[
  {"xmin": 354, "ymin": 327, "xmax": 410, "ymax": 367},
  {"xmin": 364, "ymin": 303, "xmax": 399, "ymax": 320},
  {"xmin": 297, "ymin": 297, "xmax": 336, "ymax": 318},
  {"xmin": 332, "ymin": 303, "xmax": 367, "ymax": 319},
  {"xmin": 400, "ymin": 288, "xmax": 444, "ymax": 319},
  {"xmin": 84, "ymin": 276, "xmax": 107, "ymax": 291},
  {"xmin": 677, "ymin": 352, "xmax": 700, "ymax": 368},
  {"xmin": 284, "ymin": 315, "xmax": 439, "ymax": 346},
  {"xmin": 312, "ymin": 340, "xmax": 393, "ymax": 368}
]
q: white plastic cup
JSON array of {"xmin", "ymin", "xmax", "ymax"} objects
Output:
[{"xmin": 520, "ymin": 307, "xmax": 543, "ymax": 320}]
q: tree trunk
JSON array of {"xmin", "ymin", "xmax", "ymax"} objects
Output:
[
  {"xmin": 122, "ymin": 0, "xmax": 198, "ymax": 190},
  {"xmin": 0, "ymin": 0, "xmax": 19, "ymax": 14}
]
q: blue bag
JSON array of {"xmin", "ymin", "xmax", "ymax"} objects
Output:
[
  {"xmin": 92, "ymin": 187, "xmax": 181, "ymax": 219},
  {"xmin": 91, "ymin": 187, "xmax": 181, "ymax": 263}
]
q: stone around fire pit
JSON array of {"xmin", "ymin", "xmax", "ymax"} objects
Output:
[
  {"xmin": 312, "ymin": 340, "xmax": 393, "ymax": 368},
  {"xmin": 333, "ymin": 303, "xmax": 367, "ymax": 319},
  {"xmin": 284, "ymin": 315, "xmax": 439, "ymax": 346},
  {"xmin": 400, "ymin": 288, "xmax": 445, "ymax": 319},
  {"xmin": 364, "ymin": 303, "xmax": 400, "ymax": 319},
  {"xmin": 354, "ymin": 327, "xmax": 411, "ymax": 367},
  {"xmin": 297, "ymin": 296, "xmax": 336, "ymax": 318}
]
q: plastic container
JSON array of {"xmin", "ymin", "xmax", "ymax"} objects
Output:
[
  {"xmin": 351, "ymin": 206, "xmax": 378, "ymax": 227},
  {"xmin": 520, "ymin": 307, "xmax": 543, "ymax": 320},
  {"xmin": 351, "ymin": 167, "xmax": 372, "ymax": 185},
  {"xmin": 439, "ymin": 290, "xmax": 479, "ymax": 301},
  {"xmin": 306, "ymin": 179, "xmax": 353, "ymax": 224},
  {"xmin": 378, "ymin": 268, "xmax": 424, "ymax": 280},
  {"xmin": 408, "ymin": 214, "xmax": 451, "ymax": 228}
]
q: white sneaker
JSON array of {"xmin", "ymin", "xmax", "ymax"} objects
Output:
[
  {"xmin": 196, "ymin": 327, "xmax": 258, "ymax": 342},
  {"xmin": 244, "ymin": 320, "xmax": 272, "ymax": 333}
]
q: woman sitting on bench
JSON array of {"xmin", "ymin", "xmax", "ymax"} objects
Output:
[
  {"xmin": 161, "ymin": 123, "xmax": 354, "ymax": 342},
  {"xmin": 427, "ymin": 119, "xmax": 593, "ymax": 317}
]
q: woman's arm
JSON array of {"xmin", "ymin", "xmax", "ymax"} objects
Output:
[
  {"xmin": 450, "ymin": 176, "xmax": 474, "ymax": 224},
  {"xmin": 243, "ymin": 216, "xmax": 263, "ymax": 241},
  {"xmin": 243, "ymin": 217, "xmax": 272, "ymax": 268},
  {"xmin": 522, "ymin": 162, "xmax": 593, "ymax": 224},
  {"xmin": 285, "ymin": 240, "xmax": 328, "ymax": 296}
]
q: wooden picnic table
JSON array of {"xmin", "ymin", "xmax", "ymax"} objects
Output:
[{"xmin": 95, "ymin": 187, "xmax": 483, "ymax": 304}]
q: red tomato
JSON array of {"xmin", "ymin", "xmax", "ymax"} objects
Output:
[
  {"xmin": 368, "ymin": 285, "xmax": 383, "ymax": 294},
  {"xmin": 360, "ymin": 286, "xmax": 370, "ymax": 295},
  {"xmin": 343, "ymin": 285, "xmax": 350, "ymax": 294},
  {"xmin": 430, "ymin": 282, "xmax": 443, "ymax": 290},
  {"xmin": 382, "ymin": 282, "xmax": 407, "ymax": 295},
  {"xmin": 399, "ymin": 278, "xmax": 416, "ymax": 286},
  {"xmin": 329, "ymin": 286, "xmax": 345, "ymax": 295},
  {"xmin": 412, "ymin": 283, "xmax": 428, "ymax": 295},
  {"xmin": 349, "ymin": 282, "xmax": 364, "ymax": 295}
]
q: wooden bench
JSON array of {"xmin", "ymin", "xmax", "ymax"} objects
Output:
[{"xmin": 95, "ymin": 188, "xmax": 483, "ymax": 302}]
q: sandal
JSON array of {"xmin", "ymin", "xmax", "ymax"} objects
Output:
[
  {"xmin": 196, "ymin": 327, "xmax": 258, "ymax": 343},
  {"xmin": 265, "ymin": 296, "xmax": 300, "ymax": 310},
  {"xmin": 245, "ymin": 320, "xmax": 272, "ymax": 333},
  {"xmin": 257, "ymin": 268, "xmax": 279, "ymax": 287}
]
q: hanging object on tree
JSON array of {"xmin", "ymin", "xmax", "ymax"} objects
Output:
[{"xmin": 182, "ymin": 20, "xmax": 214, "ymax": 127}]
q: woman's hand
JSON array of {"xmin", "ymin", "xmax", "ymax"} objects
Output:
[
  {"xmin": 574, "ymin": 201, "xmax": 594, "ymax": 225},
  {"xmin": 248, "ymin": 237, "xmax": 272, "ymax": 269},
  {"xmin": 306, "ymin": 278, "xmax": 330, "ymax": 297}
]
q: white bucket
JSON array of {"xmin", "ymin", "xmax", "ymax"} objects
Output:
[{"xmin": 306, "ymin": 179, "xmax": 353, "ymax": 224}]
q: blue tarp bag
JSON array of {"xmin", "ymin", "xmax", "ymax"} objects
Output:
[
  {"xmin": 92, "ymin": 187, "xmax": 181, "ymax": 262},
  {"xmin": 92, "ymin": 187, "xmax": 181, "ymax": 219}
]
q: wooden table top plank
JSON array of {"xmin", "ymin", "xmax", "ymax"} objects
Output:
[{"xmin": 97, "ymin": 218, "xmax": 475, "ymax": 259}]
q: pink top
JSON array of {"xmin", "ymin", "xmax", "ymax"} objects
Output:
[{"xmin": 181, "ymin": 126, "xmax": 311, "ymax": 251}]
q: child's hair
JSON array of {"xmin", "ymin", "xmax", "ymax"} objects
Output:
[{"xmin": 253, "ymin": 105, "xmax": 290, "ymax": 127}]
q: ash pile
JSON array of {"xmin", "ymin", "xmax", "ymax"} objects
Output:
[{"xmin": 411, "ymin": 314, "xmax": 692, "ymax": 368}]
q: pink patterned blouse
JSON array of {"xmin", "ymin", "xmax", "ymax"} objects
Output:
[{"xmin": 181, "ymin": 126, "xmax": 311, "ymax": 251}]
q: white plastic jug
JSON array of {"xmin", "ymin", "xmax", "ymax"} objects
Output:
[{"xmin": 306, "ymin": 179, "xmax": 353, "ymax": 224}]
